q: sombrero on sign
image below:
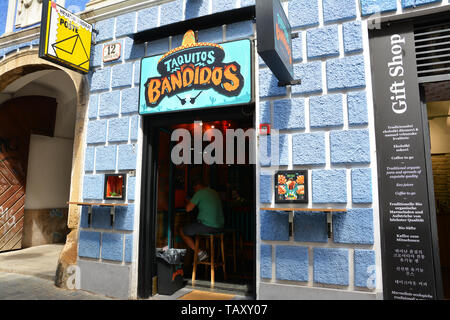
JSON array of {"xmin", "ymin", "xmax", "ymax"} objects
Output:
[{"xmin": 157, "ymin": 30, "xmax": 225, "ymax": 76}]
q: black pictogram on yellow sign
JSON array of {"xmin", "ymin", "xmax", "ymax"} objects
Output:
[{"xmin": 39, "ymin": 0, "xmax": 92, "ymax": 73}]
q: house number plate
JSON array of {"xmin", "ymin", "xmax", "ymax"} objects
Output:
[{"xmin": 103, "ymin": 42, "xmax": 121, "ymax": 62}]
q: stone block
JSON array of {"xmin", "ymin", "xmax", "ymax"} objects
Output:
[
  {"xmin": 108, "ymin": 117, "xmax": 130, "ymax": 143},
  {"xmin": 78, "ymin": 231, "xmax": 101, "ymax": 259},
  {"xmin": 114, "ymin": 204, "xmax": 135, "ymax": 231},
  {"xmin": 111, "ymin": 63, "xmax": 133, "ymax": 88},
  {"xmin": 86, "ymin": 120, "xmax": 107, "ymax": 144},
  {"xmin": 94, "ymin": 18, "xmax": 114, "ymax": 42},
  {"xmin": 88, "ymin": 94, "xmax": 99, "ymax": 119},
  {"xmin": 288, "ymin": 0, "xmax": 319, "ymax": 28},
  {"xmin": 326, "ymin": 55, "xmax": 366, "ymax": 91},
  {"xmin": 276, "ymin": 245, "xmax": 308, "ymax": 282},
  {"xmin": 82, "ymin": 174, "xmax": 104, "ymax": 200},
  {"xmin": 351, "ymin": 168, "xmax": 372, "ymax": 203},
  {"xmin": 347, "ymin": 91, "xmax": 368, "ymax": 125},
  {"xmin": 130, "ymin": 115, "xmax": 139, "ymax": 141},
  {"xmin": 360, "ymin": 0, "xmax": 397, "ymax": 16},
  {"xmin": 330, "ymin": 129, "xmax": 371, "ymax": 164},
  {"xmin": 293, "ymin": 212, "xmax": 328, "ymax": 242},
  {"xmin": 259, "ymin": 68, "xmax": 287, "ymax": 98},
  {"xmin": 101, "ymin": 233, "xmax": 124, "ymax": 262},
  {"xmin": 332, "ymin": 208, "xmax": 374, "ymax": 244},
  {"xmin": 313, "ymin": 247, "xmax": 349, "ymax": 285},
  {"xmin": 84, "ymin": 146, "xmax": 95, "ymax": 172},
  {"xmin": 260, "ymin": 210, "xmax": 289, "ymax": 241},
  {"xmin": 125, "ymin": 234, "xmax": 133, "ymax": 263},
  {"xmin": 354, "ymin": 249, "xmax": 376, "ymax": 288},
  {"xmin": 260, "ymin": 244, "xmax": 272, "ymax": 279},
  {"xmin": 273, "ymin": 98, "xmax": 305, "ymax": 130},
  {"xmin": 312, "ymin": 169, "xmax": 347, "ymax": 203},
  {"xmin": 91, "ymin": 206, "xmax": 113, "ymax": 230},
  {"xmin": 292, "ymin": 36, "xmax": 303, "ymax": 62},
  {"xmin": 292, "ymin": 62, "xmax": 322, "ymax": 95},
  {"xmin": 343, "ymin": 21, "xmax": 363, "ymax": 54},
  {"xmin": 118, "ymin": 144, "xmax": 137, "ymax": 170},
  {"xmin": 322, "ymin": 0, "xmax": 356, "ymax": 23},
  {"xmin": 309, "ymin": 94, "xmax": 343, "ymax": 128},
  {"xmin": 185, "ymin": 0, "xmax": 210, "ymax": 19},
  {"xmin": 292, "ymin": 132, "xmax": 326, "ymax": 166},
  {"xmin": 259, "ymin": 101, "xmax": 271, "ymax": 124},
  {"xmin": 127, "ymin": 176, "xmax": 136, "ymax": 201},
  {"xmin": 121, "ymin": 87, "xmax": 139, "ymax": 115},
  {"xmin": 260, "ymin": 174, "xmax": 272, "ymax": 204},
  {"xmin": 160, "ymin": 0, "xmax": 183, "ymax": 26},
  {"xmin": 115, "ymin": 12, "xmax": 136, "ymax": 38},
  {"xmin": 99, "ymin": 91, "xmax": 120, "ymax": 117},
  {"xmin": 124, "ymin": 37, "xmax": 145, "ymax": 61},
  {"xmin": 307, "ymin": 25, "xmax": 339, "ymax": 59},
  {"xmin": 95, "ymin": 145, "xmax": 117, "ymax": 171},
  {"xmin": 137, "ymin": 6, "xmax": 158, "ymax": 32},
  {"xmin": 226, "ymin": 21, "xmax": 254, "ymax": 40},
  {"xmin": 90, "ymin": 68, "xmax": 111, "ymax": 92}
]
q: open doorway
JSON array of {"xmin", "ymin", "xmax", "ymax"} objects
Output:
[
  {"xmin": 423, "ymin": 81, "xmax": 450, "ymax": 299},
  {"xmin": 139, "ymin": 105, "xmax": 256, "ymax": 299}
]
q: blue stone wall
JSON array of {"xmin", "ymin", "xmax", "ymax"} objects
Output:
[{"xmin": 0, "ymin": 1, "xmax": 8, "ymax": 37}]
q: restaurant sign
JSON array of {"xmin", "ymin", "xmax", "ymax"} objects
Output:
[
  {"xmin": 139, "ymin": 30, "xmax": 252, "ymax": 115},
  {"xmin": 39, "ymin": 0, "xmax": 92, "ymax": 73},
  {"xmin": 256, "ymin": 0, "xmax": 295, "ymax": 85}
]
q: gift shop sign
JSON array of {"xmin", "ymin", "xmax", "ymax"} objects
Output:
[
  {"xmin": 139, "ymin": 30, "xmax": 252, "ymax": 115},
  {"xmin": 369, "ymin": 22, "xmax": 443, "ymax": 300},
  {"xmin": 39, "ymin": 0, "xmax": 92, "ymax": 73}
]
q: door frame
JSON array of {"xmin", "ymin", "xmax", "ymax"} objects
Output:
[{"xmin": 137, "ymin": 104, "xmax": 257, "ymax": 299}]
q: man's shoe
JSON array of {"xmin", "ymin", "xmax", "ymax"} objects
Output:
[{"xmin": 198, "ymin": 250, "xmax": 208, "ymax": 262}]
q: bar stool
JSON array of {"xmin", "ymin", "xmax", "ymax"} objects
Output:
[{"xmin": 192, "ymin": 232, "xmax": 226, "ymax": 287}]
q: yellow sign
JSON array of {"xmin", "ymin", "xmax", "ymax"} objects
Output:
[{"xmin": 39, "ymin": 1, "xmax": 92, "ymax": 73}]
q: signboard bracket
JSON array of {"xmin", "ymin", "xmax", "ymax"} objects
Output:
[{"xmin": 278, "ymin": 79, "xmax": 301, "ymax": 87}]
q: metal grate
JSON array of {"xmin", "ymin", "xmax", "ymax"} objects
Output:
[{"xmin": 414, "ymin": 19, "xmax": 450, "ymax": 83}]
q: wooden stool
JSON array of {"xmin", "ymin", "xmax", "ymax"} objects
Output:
[{"xmin": 192, "ymin": 233, "xmax": 226, "ymax": 287}]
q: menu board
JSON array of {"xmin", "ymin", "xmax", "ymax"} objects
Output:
[
  {"xmin": 369, "ymin": 22, "xmax": 442, "ymax": 299},
  {"xmin": 274, "ymin": 170, "xmax": 308, "ymax": 203}
]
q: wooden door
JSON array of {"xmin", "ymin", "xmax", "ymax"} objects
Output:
[{"xmin": 0, "ymin": 96, "xmax": 57, "ymax": 252}]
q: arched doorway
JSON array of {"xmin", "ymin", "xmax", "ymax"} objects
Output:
[{"xmin": 0, "ymin": 49, "xmax": 87, "ymax": 287}]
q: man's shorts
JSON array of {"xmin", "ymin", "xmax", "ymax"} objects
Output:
[{"xmin": 182, "ymin": 221, "xmax": 223, "ymax": 236}]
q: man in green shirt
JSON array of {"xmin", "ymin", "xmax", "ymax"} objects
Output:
[{"xmin": 178, "ymin": 177, "xmax": 224, "ymax": 262}]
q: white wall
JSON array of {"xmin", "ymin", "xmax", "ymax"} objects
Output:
[
  {"xmin": 428, "ymin": 101, "xmax": 450, "ymax": 154},
  {"xmin": 24, "ymin": 134, "xmax": 74, "ymax": 209}
]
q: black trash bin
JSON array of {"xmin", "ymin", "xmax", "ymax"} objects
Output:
[{"xmin": 156, "ymin": 248, "xmax": 186, "ymax": 295}]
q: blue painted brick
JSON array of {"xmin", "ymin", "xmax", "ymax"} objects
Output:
[
  {"xmin": 278, "ymin": 134, "xmax": 289, "ymax": 166},
  {"xmin": 347, "ymin": 91, "xmax": 368, "ymax": 125},
  {"xmin": 108, "ymin": 117, "xmax": 130, "ymax": 143},
  {"xmin": 330, "ymin": 129, "xmax": 371, "ymax": 164},
  {"xmin": 148, "ymin": 38, "xmax": 169, "ymax": 56},
  {"xmin": 314, "ymin": 248, "xmax": 349, "ymax": 285},
  {"xmin": 352, "ymin": 168, "xmax": 372, "ymax": 203},
  {"xmin": 294, "ymin": 212, "xmax": 328, "ymax": 242},
  {"xmin": 259, "ymin": 68, "xmax": 287, "ymax": 98},
  {"xmin": 360, "ymin": 0, "xmax": 397, "ymax": 16},
  {"xmin": 343, "ymin": 21, "xmax": 363, "ymax": 54},
  {"xmin": 307, "ymin": 26, "xmax": 339, "ymax": 59},
  {"xmin": 115, "ymin": 12, "xmax": 136, "ymax": 38},
  {"xmin": 198, "ymin": 26, "xmax": 223, "ymax": 43},
  {"xmin": 292, "ymin": 36, "xmax": 302, "ymax": 62},
  {"xmin": 95, "ymin": 145, "xmax": 117, "ymax": 171},
  {"xmin": 260, "ymin": 174, "xmax": 272, "ymax": 204},
  {"xmin": 137, "ymin": 6, "xmax": 158, "ymax": 32},
  {"xmin": 83, "ymin": 174, "xmax": 104, "ymax": 200},
  {"xmin": 292, "ymin": 132, "xmax": 325, "ymax": 166},
  {"xmin": 124, "ymin": 37, "xmax": 145, "ymax": 61},
  {"xmin": 402, "ymin": 0, "xmax": 441, "ymax": 8},
  {"xmin": 111, "ymin": 63, "xmax": 133, "ymax": 88},
  {"xmin": 292, "ymin": 62, "xmax": 322, "ymax": 95},
  {"xmin": 102, "ymin": 233, "xmax": 124, "ymax": 261},
  {"xmin": 121, "ymin": 87, "xmax": 139, "ymax": 115},
  {"xmin": 18, "ymin": 41, "xmax": 31, "ymax": 50},
  {"xmin": 78, "ymin": 231, "xmax": 101, "ymax": 259},
  {"xmin": 84, "ymin": 146, "xmax": 95, "ymax": 172},
  {"xmin": 185, "ymin": 0, "xmax": 210, "ymax": 19},
  {"xmin": 260, "ymin": 244, "xmax": 272, "ymax": 279},
  {"xmin": 80, "ymin": 206, "xmax": 90, "ymax": 228},
  {"xmin": 99, "ymin": 91, "xmax": 120, "ymax": 117},
  {"xmin": 260, "ymin": 210, "xmax": 290, "ymax": 241},
  {"xmin": 212, "ymin": 0, "xmax": 236, "ymax": 13},
  {"xmin": 90, "ymin": 45, "xmax": 103, "ymax": 68},
  {"xmin": 127, "ymin": 176, "xmax": 136, "ymax": 201},
  {"xmin": 91, "ymin": 206, "xmax": 113, "ymax": 230},
  {"xmin": 310, "ymin": 94, "xmax": 343, "ymax": 128},
  {"xmin": 259, "ymin": 101, "xmax": 271, "ymax": 124},
  {"xmin": 115, "ymin": 204, "xmax": 135, "ymax": 231},
  {"xmin": 259, "ymin": 135, "xmax": 271, "ymax": 167},
  {"xmin": 88, "ymin": 94, "xmax": 99, "ymax": 119},
  {"xmin": 326, "ymin": 55, "xmax": 366, "ymax": 91},
  {"xmin": 125, "ymin": 234, "xmax": 133, "ymax": 263},
  {"xmin": 160, "ymin": 0, "xmax": 184, "ymax": 26},
  {"xmin": 90, "ymin": 68, "xmax": 111, "ymax": 92},
  {"xmin": 134, "ymin": 61, "xmax": 140, "ymax": 85},
  {"xmin": 30, "ymin": 38, "xmax": 39, "ymax": 46},
  {"xmin": 241, "ymin": 0, "xmax": 255, "ymax": 6},
  {"xmin": 226, "ymin": 21, "xmax": 254, "ymax": 41},
  {"xmin": 289, "ymin": 0, "xmax": 319, "ymax": 28},
  {"xmin": 354, "ymin": 250, "xmax": 376, "ymax": 288},
  {"xmin": 333, "ymin": 208, "xmax": 374, "ymax": 244},
  {"xmin": 322, "ymin": 0, "xmax": 356, "ymax": 23},
  {"xmin": 118, "ymin": 144, "xmax": 137, "ymax": 170},
  {"xmin": 4, "ymin": 45, "xmax": 17, "ymax": 56},
  {"xmin": 273, "ymin": 98, "xmax": 305, "ymax": 130},
  {"xmin": 130, "ymin": 116, "xmax": 139, "ymax": 141},
  {"xmin": 86, "ymin": 120, "xmax": 107, "ymax": 144},
  {"xmin": 312, "ymin": 169, "xmax": 347, "ymax": 203},
  {"xmin": 95, "ymin": 18, "xmax": 114, "ymax": 42},
  {"xmin": 276, "ymin": 246, "xmax": 308, "ymax": 282}
]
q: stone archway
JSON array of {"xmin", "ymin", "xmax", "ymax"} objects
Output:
[{"xmin": 0, "ymin": 49, "xmax": 88, "ymax": 288}]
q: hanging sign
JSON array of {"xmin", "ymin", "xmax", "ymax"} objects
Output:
[
  {"xmin": 274, "ymin": 170, "xmax": 308, "ymax": 204},
  {"xmin": 256, "ymin": 0, "xmax": 295, "ymax": 85},
  {"xmin": 139, "ymin": 30, "xmax": 253, "ymax": 115},
  {"xmin": 39, "ymin": 0, "xmax": 92, "ymax": 73}
]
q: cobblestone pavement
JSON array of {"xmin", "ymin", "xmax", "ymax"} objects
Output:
[{"xmin": 0, "ymin": 271, "xmax": 113, "ymax": 300}]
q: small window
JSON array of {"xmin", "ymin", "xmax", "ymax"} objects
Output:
[{"xmin": 104, "ymin": 174, "xmax": 126, "ymax": 200}]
